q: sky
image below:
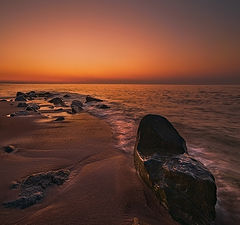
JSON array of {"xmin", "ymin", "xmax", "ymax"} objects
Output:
[{"xmin": 0, "ymin": 0, "xmax": 240, "ymax": 83}]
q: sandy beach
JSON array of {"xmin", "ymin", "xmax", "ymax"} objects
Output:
[{"xmin": 0, "ymin": 100, "xmax": 176, "ymax": 225}]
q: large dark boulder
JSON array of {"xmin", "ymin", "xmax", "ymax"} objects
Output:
[
  {"xmin": 134, "ymin": 114, "xmax": 217, "ymax": 225},
  {"xmin": 136, "ymin": 114, "xmax": 187, "ymax": 156}
]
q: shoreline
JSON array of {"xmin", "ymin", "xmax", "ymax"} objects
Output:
[{"xmin": 0, "ymin": 99, "xmax": 176, "ymax": 225}]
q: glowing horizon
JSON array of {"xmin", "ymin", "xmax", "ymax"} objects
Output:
[{"xmin": 0, "ymin": 0, "xmax": 240, "ymax": 83}]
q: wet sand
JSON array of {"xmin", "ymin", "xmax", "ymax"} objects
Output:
[{"xmin": 0, "ymin": 101, "xmax": 176, "ymax": 225}]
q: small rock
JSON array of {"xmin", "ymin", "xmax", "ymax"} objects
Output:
[
  {"xmin": 63, "ymin": 94, "xmax": 71, "ymax": 98},
  {"xmin": 54, "ymin": 108, "xmax": 63, "ymax": 112},
  {"xmin": 26, "ymin": 103, "xmax": 40, "ymax": 112},
  {"xmin": 26, "ymin": 91, "xmax": 37, "ymax": 98},
  {"xmin": 16, "ymin": 92, "xmax": 26, "ymax": 97},
  {"xmin": 55, "ymin": 116, "xmax": 65, "ymax": 121},
  {"xmin": 15, "ymin": 95, "xmax": 27, "ymax": 101},
  {"xmin": 49, "ymin": 97, "xmax": 66, "ymax": 106},
  {"xmin": 10, "ymin": 111, "xmax": 32, "ymax": 117},
  {"xmin": 10, "ymin": 181, "xmax": 20, "ymax": 189},
  {"xmin": 96, "ymin": 104, "xmax": 110, "ymax": 109},
  {"xmin": 17, "ymin": 102, "xmax": 28, "ymax": 108},
  {"xmin": 71, "ymin": 100, "xmax": 83, "ymax": 113},
  {"xmin": 3, "ymin": 145, "xmax": 16, "ymax": 153},
  {"xmin": 37, "ymin": 91, "xmax": 54, "ymax": 98},
  {"xmin": 85, "ymin": 95, "xmax": 103, "ymax": 103}
]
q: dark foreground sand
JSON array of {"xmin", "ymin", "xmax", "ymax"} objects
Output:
[{"xmin": 0, "ymin": 101, "xmax": 177, "ymax": 225}]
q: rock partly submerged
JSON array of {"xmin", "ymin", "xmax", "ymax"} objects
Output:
[
  {"xmin": 3, "ymin": 169, "xmax": 70, "ymax": 209},
  {"xmin": 15, "ymin": 95, "xmax": 27, "ymax": 102},
  {"xmin": 49, "ymin": 97, "xmax": 66, "ymax": 107},
  {"xmin": 134, "ymin": 114, "xmax": 217, "ymax": 225},
  {"xmin": 85, "ymin": 95, "xmax": 103, "ymax": 103},
  {"xmin": 71, "ymin": 100, "xmax": 83, "ymax": 114},
  {"xmin": 96, "ymin": 104, "xmax": 110, "ymax": 109},
  {"xmin": 26, "ymin": 103, "xmax": 40, "ymax": 112},
  {"xmin": 55, "ymin": 116, "xmax": 65, "ymax": 121}
]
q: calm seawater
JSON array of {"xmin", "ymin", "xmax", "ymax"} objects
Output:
[{"xmin": 0, "ymin": 84, "xmax": 239, "ymax": 224}]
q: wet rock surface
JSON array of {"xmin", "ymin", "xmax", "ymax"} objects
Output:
[
  {"xmin": 85, "ymin": 95, "xmax": 103, "ymax": 103},
  {"xmin": 3, "ymin": 169, "xmax": 70, "ymax": 209},
  {"xmin": 134, "ymin": 114, "xmax": 217, "ymax": 225}
]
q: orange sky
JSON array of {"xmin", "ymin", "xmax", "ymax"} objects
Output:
[{"xmin": 0, "ymin": 0, "xmax": 240, "ymax": 83}]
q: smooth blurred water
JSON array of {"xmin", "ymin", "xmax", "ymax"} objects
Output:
[{"xmin": 0, "ymin": 83, "xmax": 239, "ymax": 224}]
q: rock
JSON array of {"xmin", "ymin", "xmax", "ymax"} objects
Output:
[
  {"xmin": 63, "ymin": 94, "xmax": 71, "ymax": 98},
  {"xmin": 134, "ymin": 114, "xmax": 217, "ymax": 225},
  {"xmin": 16, "ymin": 92, "xmax": 26, "ymax": 97},
  {"xmin": 26, "ymin": 103, "xmax": 40, "ymax": 112},
  {"xmin": 37, "ymin": 91, "xmax": 54, "ymax": 98},
  {"xmin": 71, "ymin": 100, "xmax": 83, "ymax": 113},
  {"xmin": 71, "ymin": 100, "xmax": 83, "ymax": 107},
  {"xmin": 0, "ymin": 99, "xmax": 7, "ymax": 102},
  {"xmin": 96, "ymin": 104, "xmax": 110, "ymax": 109},
  {"xmin": 10, "ymin": 111, "xmax": 32, "ymax": 117},
  {"xmin": 15, "ymin": 95, "xmax": 27, "ymax": 101},
  {"xmin": 10, "ymin": 181, "xmax": 20, "ymax": 189},
  {"xmin": 17, "ymin": 102, "xmax": 28, "ymax": 108},
  {"xmin": 3, "ymin": 145, "xmax": 16, "ymax": 153},
  {"xmin": 49, "ymin": 97, "xmax": 66, "ymax": 106},
  {"xmin": 3, "ymin": 169, "xmax": 70, "ymax": 209},
  {"xmin": 136, "ymin": 114, "xmax": 187, "ymax": 156},
  {"xmin": 54, "ymin": 108, "xmax": 63, "ymax": 112},
  {"xmin": 26, "ymin": 91, "xmax": 37, "ymax": 98},
  {"xmin": 55, "ymin": 116, "xmax": 65, "ymax": 121},
  {"xmin": 85, "ymin": 95, "xmax": 103, "ymax": 103}
]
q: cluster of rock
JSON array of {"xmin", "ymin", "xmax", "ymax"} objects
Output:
[
  {"xmin": 10, "ymin": 91, "xmax": 110, "ymax": 121},
  {"xmin": 15, "ymin": 91, "xmax": 54, "ymax": 101},
  {"xmin": 3, "ymin": 169, "xmax": 70, "ymax": 209},
  {"xmin": 134, "ymin": 114, "xmax": 217, "ymax": 225}
]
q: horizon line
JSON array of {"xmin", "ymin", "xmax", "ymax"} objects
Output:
[{"xmin": 0, "ymin": 81, "xmax": 239, "ymax": 85}]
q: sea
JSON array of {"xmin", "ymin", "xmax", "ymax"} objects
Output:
[{"xmin": 0, "ymin": 83, "xmax": 239, "ymax": 225}]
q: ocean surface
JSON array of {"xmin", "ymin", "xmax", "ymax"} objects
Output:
[{"xmin": 0, "ymin": 83, "xmax": 239, "ymax": 224}]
